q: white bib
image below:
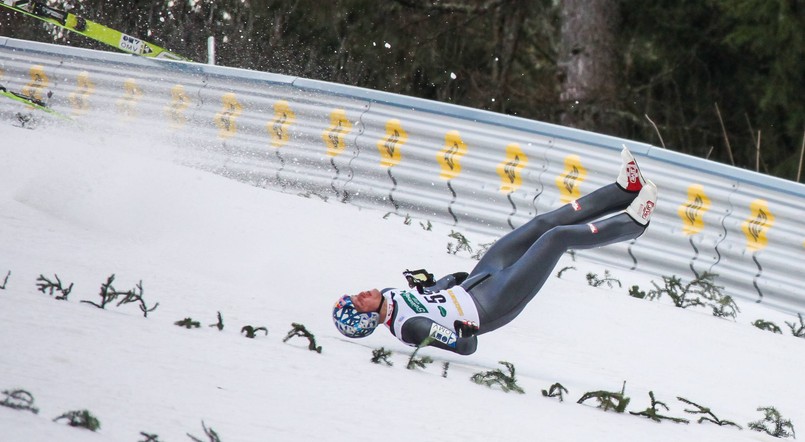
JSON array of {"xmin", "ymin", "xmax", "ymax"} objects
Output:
[{"xmin": 382, "ymin": 286, "xmax": 480, "ymax": 346}]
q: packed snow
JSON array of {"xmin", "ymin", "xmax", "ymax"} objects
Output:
[{"xmin": 1, "ymin": 121, "xmax": 802, "ymax": 442}]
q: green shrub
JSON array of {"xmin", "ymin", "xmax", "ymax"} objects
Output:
[{"xmin": 53, "ymin": 409, "xmax": 101, "ymax": 431}]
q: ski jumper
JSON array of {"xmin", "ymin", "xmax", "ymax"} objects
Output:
[{"xmin": 384, "ymin": 183, "xmax": 646, "ymax": 355}]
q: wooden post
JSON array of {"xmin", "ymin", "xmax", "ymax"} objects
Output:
[
  {"xmin": 714, "ymin": 103, "xmax": 735, "ymax": 166},
  {"xmin": 797, "ymin": 129, "xmax": 805, "ymax": 182},
  {"xmin": 755, "ymin": 130, "xmax": 761, "ymax": 172},
  {"xmin": 644, "ymin": 114, "xmax": 666, "ymax": 148}
]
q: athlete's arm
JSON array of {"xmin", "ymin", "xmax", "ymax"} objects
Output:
[
  {"xmin": 400, "ymin": 316, "xmax": 477, "ymax": 355},
  {"xmin": 426, "ymin": 272, "xmax": 469, "ymax": 292}
]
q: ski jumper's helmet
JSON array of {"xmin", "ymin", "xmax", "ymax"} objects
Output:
[{"xmin": 332, "ymin": 295, "xmax": 380, "ymax": 338}]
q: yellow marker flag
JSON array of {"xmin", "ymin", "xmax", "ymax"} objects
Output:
[
  {"xmin": 497, "ymin": 143, "xmax": 528, "ymax": 193},
  {"xmin": 437, "ymin": 130, "xmax": 468, "ymax": 180},
  {"xmin": 214, "ymin": 93, "xmax": 242, "ymax": 139},
  {"xmin": 116, "ymin": 78, "xmax": 143, "ymax": 120},
  {"xmin": 22, "ymin": 65, "xmax": 48, "ymax": 101},
  {"xmin": 555, "ymin": 155, "xmax": 586, "ymax": 204},
  {"xmin": 269, "ymin": 100, "xmax": 296, "ymax": 148},
  {"xmin": 741, "ymin": 199, "xmax": 775, "ymax": 251},
  {"xmin": 68, "ymin": 71, "xmax": 95, "ymax": 115},
  {"xmin": 377, "ymin": 119, "xmax": 407, "ymax": 167},
  {"xmin": 678, "ymin": 184, "xmax": 712, "ymax": 235},
  {"xmin": 322, "ymin": 109, "xmax": 353, "ymax": 157},
  {"xmin": 164, "ymin": 84, "xmax": 190, "ymax": 129}
]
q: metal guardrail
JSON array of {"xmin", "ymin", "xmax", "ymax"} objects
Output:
[{"xmin": 2, "ymin": 37, "xmax": 803, "ymax": 314}]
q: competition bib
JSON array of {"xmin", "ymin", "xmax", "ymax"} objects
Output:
[{"xmin": 383, "ymin": 286, "xmax": 480, "ymax": 346}]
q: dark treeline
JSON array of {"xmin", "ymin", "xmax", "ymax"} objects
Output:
[{"xmin": 1, "ymin": 0, "xmax": 803, "ymax": 181}]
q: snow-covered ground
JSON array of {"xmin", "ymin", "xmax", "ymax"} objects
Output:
[{"xmin": 1, "ymin": 121, "xmax": 802, "ymax": 442}]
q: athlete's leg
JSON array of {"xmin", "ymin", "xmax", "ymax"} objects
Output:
[
  {"xmin": 469, "ymin": 147, "xmax": 646, "ymax": 277},
  {"xmin": 469, "ymin": 184, "xmax": 632, "ymax": 277},
  {"xmin": 472, "ymin": 180, "xmax": 657, "ymax": 333}
]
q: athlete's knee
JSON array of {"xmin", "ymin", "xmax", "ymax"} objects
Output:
[{"xmin": 540, "ymin": 225, "xmax": 575, "ymax": 247}]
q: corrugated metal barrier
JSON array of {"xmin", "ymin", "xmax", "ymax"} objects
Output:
[{"xmin": 2, "ymin": 37, "xmax": 803, "ymax": 314}]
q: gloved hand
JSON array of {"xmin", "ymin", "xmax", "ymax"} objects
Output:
[
  {"xmin": 403, "ymin": 268, "xmax": 435, "ymax": 293},
  {"xmin": 454, "ymin": 319, "xmax": 479, "ymax": 338}
]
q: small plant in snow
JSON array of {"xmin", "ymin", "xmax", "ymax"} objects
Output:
[
  {"xmin": 81, "ymin": 274, "xmax": 120, "ymax": 309},
  {"xmin": 371, "ymin": 347, "xmax": 393, "ymax": 366},
  {"xmin": 420, "ymin": 220, "xmax": 432, "ymax": 231},
  {"xmin": 752, "ymin": 319, "xmax": 783, "ymax": 334},
  {"xmin": 710, "ymin": 294, "xmax": 740, "ymax": 320},
  {"xmin": 0, "ymin": 270, "xmax": 10, "ymax": 289},
  {"xmin": 81, "ymin": 274, "xmax": 158, "ymax": 316},
  {"xmin": 470, "ymin": 361, "xmax": 524, "ymax": 394},
  {"xmin": 541, "ymin": 382, "xmax": 569, "ymax": 402},
  {"xmin": 36, "ymin": 274, "xmax": 73, "ymax": 300},
  {"xmin": 629, "ymin": 391, "xmax": 689, "ymax": 423},
  {"xmin": 586, "ymin": 270, "xmax": 622, "ymax": 288},
  {"xmin": 645, "ymin": 275, "xmax": 704, "ymax": 308},
  {"xmin": 406, "ymin": 351, "xmax": 433, "ymax": 370},
  {"xmin": 471, "ymin": 241, "xmax": 494, "ymax": 261},
  {"xmin": 187, "ymin": 420, "xmax": 222, "ymax": 442},
  {"xmin": 447, "ymin": 230, "xmax": 472, "ymax": 255},
  {"xmin": 283, "ymin": 323, "xmax": 322, "ymax": 353},
  {"xmin": 139, "ymin": 432, "xmax": 162, "ymax": 442},
  {"xmin": 1, "ymin": 389, "xmax": 39, "ymax": 414},
  {"xmin": 241, "ymin": 325, "xmax": 268, "ymax": 338},
  {"xmin": 785, "ymin": 314, "xmax": 805, "ymax": 338},
  {"xmin": 641, "ymin": 272, "xmax": 733, "ymax": 318},
  {"xmin": 748, "ymin": 406, "xmax": 796, "ymax": 439},
  {"xmin": 442, "ymin": 361, "xmax": 450, "ymax": 378},
  {"xmin": 114, "ymin": 280, "xmax": 159, "ymax": 318},
  {"xmin": 175, "ymin": 318, "xmax": 201, "ymax": 329},
  {"xmin": 53, "ymin": 409, "xmax": 101, "ymax": 431},
  {"xmin": 577, "ymin": 381, "xmax": 630, "ymax": 413},
  {"xmin": 628, "ymin": 285, "xmax": 647, "ymax": 299},
  {"xmin": 556, "ymin": 266, "xmax": 576, "ymax": 279},
  {"xmin": 209, "ymin": 311, "xmax": 224, "ymax": 331},
  {"xmin": 677, "ymin": 397, "xmax": 741, "ymax": 428},
  {"xmin": 407, "ymin": 339, "xmax": 434, "ymax": 370}
]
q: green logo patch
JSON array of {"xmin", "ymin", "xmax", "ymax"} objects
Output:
[
  {"xmin": 438, "ymin": 306, "xmax": 447, "ymax": 317},
  {"xmin": 401, "ymin": 291, "xmax": 428, "ymax": 314}
]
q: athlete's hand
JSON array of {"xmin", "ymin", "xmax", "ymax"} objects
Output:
[{"xmin": 454, "ymin": 320, "xmax": 479, "ymax": 338}]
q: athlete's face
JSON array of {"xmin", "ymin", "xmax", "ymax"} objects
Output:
[{"xmin": 351, "ymin": 289, "xmax": 382, "ymax": 313}]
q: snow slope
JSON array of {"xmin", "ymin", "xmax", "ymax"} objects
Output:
[{"xmin": 1, "ymin": 122, "xmax": 802, "ymax": 442}]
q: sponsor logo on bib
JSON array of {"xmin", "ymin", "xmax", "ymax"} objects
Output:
[
  {"xmin": 400, "ymin": 290, "xmax": 428, "ymax": 314},
  {"xmin": 447, "ymin": 290, "xmax": 464, "ymax": 316},
  {"xmin": 429, "ymin": 323, "xmax": 457, "ymax": 348}
]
